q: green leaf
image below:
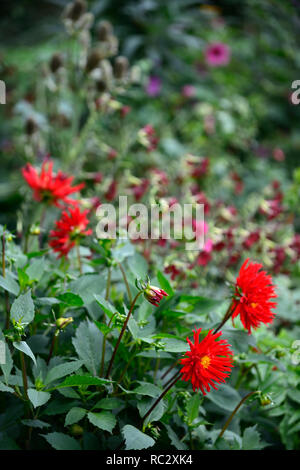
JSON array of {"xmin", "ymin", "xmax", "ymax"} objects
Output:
[
  {"xmin": 87, "ymin": 411, "xmax": 116, "ymax": 434},
  {"xmin": 26, "ymin": 258, "xmax": 45, "ymax": 282},
  {"xmin": 93, "ymin": 295, "xmax": 116, "ymax": 319},
  {"xmin": 21, "ymin": 419, "xmax": 50, "ymax": 429},
  {"xmin": 45, "ymin": 360, "xmax": 84, "ymax": 385},
  {"xmin": 72, "ymin": 320, "xmax": 102, "ymax": 376},
  {"xmin": 122, "ymin": 425, "xmax": 155, "ymax": 450},
  {"xmin": 0, "ymin": 382, "xmax": 14, "ymax": 393},
  {"xmin": 154, "ymin": 335, "xmax": 188, "ymax": 353},
  {"xmin": 127, "ymin": 253, "xmax": 148, "ymax": 278},
  {"xmin": 13, "ymin": 341, "xmax": 36, "ymax": 365},
  {"xmin": 94, "ymin": 397, "xmax": 124, "ymax": 410},
  {"xmin": 58, "ymin": 293, "xmax": 84, "ymax": 307},
  {"xmin": 0, "ymin": 329, "xmax": 13, "ymax": 384},
  {"xmin": 242, "ymin": 426, "xmax": 266, "ymax": 450},
  {"xmin": 207, "ymin": 384, "xmax": 241, "ymax": 412},
  {"xmin": 164, "ymin": 424, "xmax": 188, "ymax": 450},
  {"xmin": 133, "ymin": 382, "xmax": 162, "ymax": 398},
  {"xmin": 10, "ymin": 290, "xmax": 35, "ymax": 325},
  {"xmin": 186, "ymin": 393, "xmax": 200, "ymax": 424},
  {"xmin": 28, "ymin": 389, "xmax": 51, "ymax": 408},
  {"xmin": 157, "ymin": 270, "xmax": 174, "ymax": 296},
  {"xmin": 51, "ymin": 375, "xmax": 112, "ymax": 389},
  {"xmin": 65, "ymin": 407, "xmax": 86, "ymax": 426},
  {"xmin": 68, "ymin": 274, "xmax": 106, "ymax": 320},
  {"xmin": 0, "ymin": 273, "xmax": 19, "ymax": 296},
  {"xmin": 42, "ymin": 432, "xmax": 81, "ymax": 450},
  {"xmin": 137, "ymin": 397, "xmax": 165, "ymax": 424}
]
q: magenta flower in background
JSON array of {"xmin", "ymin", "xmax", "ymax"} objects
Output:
[
  {"xmin": 204, "ymin": 42, "xmax": 231, "ymax": 67},
  {"xmin": 182, "ymin": 85, "xmax": 196, "ymax": 98},
  {"xmin": 146, "ymin": 76, "xmax": 162, "ymax": 97}
]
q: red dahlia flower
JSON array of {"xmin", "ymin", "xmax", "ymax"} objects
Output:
[
  {"xmin": 49, "ymin": 207, "xmax": 92, "ymax": 258},
  {"xmin": 22, "ymin": 160, "xmax": 84, "ymax": 207},
  {"xmin": 143, "ymin": 285, "xmax": 168, "ymax": 307},
  {"xmin": 231, "ymin": 258, "xmax": 277, "ymax": 334},
  {"xmin": 180, "ymin": 328, "xmax": 233, "ymax": 395}
]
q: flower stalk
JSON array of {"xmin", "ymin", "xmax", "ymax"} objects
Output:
[{"xmin": 105, "ymin": 290, "xmax": 142, "ymax": 379}]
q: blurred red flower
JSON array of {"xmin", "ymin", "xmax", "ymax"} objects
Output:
[
  {"xmin": 180, "ymin": 328, "xmax": 233, "ymax": 395},
  {"xmin": 231, "ymin": 258, "xmax": 277, "ymax": 334},
  {"xmin": 49, "ymin": 206, "xmax": 92, "ymax": 258},
  {"xmin": 22, "ymin": 160, "xmax": 84, "ymax": 207}
]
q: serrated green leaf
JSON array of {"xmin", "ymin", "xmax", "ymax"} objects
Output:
[
  {"xmin": 87, "ymin": 411, "xmax": 116, "ymax": 434},
  {"xmin": 65, "ymin": 407, "xmax": 86, "ymax": 426},
  {"xmin": 0, "ymin": 273, "xmax": 19, "ymax": 296},
  {"xmin": 28, "ymin": 389, "xmax": 51, "ymax": 408},
  {"xmin": 122, "ymin": 425, "xmax": 155, "ymax": 450},
  {"xmin": 13, "ymin": 341, "xmax": 36, "ymax": 365},
  {"xmin": 10, "ymin": 290, "xmax": 35, "ymax": 324},
  {"xmin": 45, "ymin": 360, "xmax": 84, "ymax": 385},
  {"xmin": 42, "ymin": 432, "xmax": 81, "ymax": 450}
]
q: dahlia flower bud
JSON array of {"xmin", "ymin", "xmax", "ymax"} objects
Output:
[
  {"xmin": 143, "ymin": 285, "xmax": 168, "ymax": 307},
  {"xmin": 56, "ymin": 317, "xmax": 73, "ymax": 330}
]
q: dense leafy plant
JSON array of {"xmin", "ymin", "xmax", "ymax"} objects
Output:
[{"xmin": 1, "ymin": 0, "xmax": 300, "ymax": 451}]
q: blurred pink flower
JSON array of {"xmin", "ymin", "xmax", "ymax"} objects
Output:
[
  {"xmin": 204, "ymin": 42, "xmax": 231, "ymax": 67},
  {"xmin": 146, "ymin": 76, "xmax": 162, "ymax": 97},
  {"xmin": 182, "ymin": 85, "xmax": 196, "ymax": 98}
]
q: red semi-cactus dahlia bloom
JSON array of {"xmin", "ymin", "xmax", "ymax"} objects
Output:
[
  {"xmin": 180, "ymin": 328, "xmax": 233, "ymax": 395},
  {"xmin": 22, "ymin": 160, "xmax": 84, "ymax": 207},
  {"xmin": 49, "ymin": 206, "xmax": 92, "ymax": 258},
  {"xmin": 231, "ymin": 258, "xmax": 277, "ymax": 334}
]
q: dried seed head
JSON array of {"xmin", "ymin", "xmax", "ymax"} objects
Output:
[
  {"xmin": 96, "ymin": 79, "xmax": 107, "ymax": 93},
  {"xmin": 49, "ymin": 53, "xmax": 63, "ymax": 73},
  {"xmin": 97, "ymin": 20, "xmax": 113, "ymax": 41},
  {"xmin": 85, "ymin": 49, "xmax": 102, "ymax": 72},
  {"xmin": 25, "ymin": 118, "xmax": 37, "ymax": 136},
  {"xmin": 66, "ymin": 0, "xmax": 87, "ymax": 21},
  {"xmin": 114, "ymin": 56, "xmax": 129, "ymax": 79}
]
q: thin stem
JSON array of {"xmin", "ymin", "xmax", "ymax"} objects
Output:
[
  {"xmin": 115, "ymin": 345, "xmax": 138, "ymax": 388},
  {"xmin": 99, "ymin": 267, "xmax": 112, "ymax": 377},
  {"xmin": 161, "ymin": 360, "xmax": 179, "ymax": 381},
  {"xmin": 118, "ymin": 262, "xmax": 132, "ymax": 303},
  {"xmin": 47, "ymin": 331, "xmax": 59, "ymax": 365},
  {"xmin": 20, "ymin": 352, "xmax": 29, "ymax": 400},
  {"xmin": 105, "ymin": 291, "xmax": 143, "ymax": 379},
  {"xmin": 38, "ymin": 206, "xmax": 46, "ymax": 250},
  {"xmin": 142, "ymin": 371, "xmax": 181, "ymax": 426},
  {"xmin": 76, "ymin": 243, "xmax": 82, "ymax": 275},
  {"xmin": 217, "ymin": 391, "xmax": 259, "ymax": 441},
  {"xmin": 2, "ymin": 234, "xmax": 10, "ymax": 329},
  {"xmin": 213, "ymin": 302, "xmax": 237, "ymax": 335}
]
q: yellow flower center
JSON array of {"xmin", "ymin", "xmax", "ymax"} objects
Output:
[
  {"xmin": 201, "ymin": 355, "xmax": 211, "ymax": 369},
  {"xmin": 251, "ymin": 302, "xmax": 258, "ymax": 308}
]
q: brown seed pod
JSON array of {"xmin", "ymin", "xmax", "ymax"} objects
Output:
[
  {"xmin": 25, "ymin": 118, "xmax": 37, "ymax": 136},
  {"xmin": 66, "ymin": 0, "xmax": 87, "ymax": 21},
  {"xmin": 49, "ymin": 53, "xmax": 63, "ymax": 73},
  {"xmin": 96, "ymin": 79, "xmax": 107, "ymax": 93},
  {"xmin": 114, "ymin": 56, "xmax": 129, "ymax": 79},
  {"xmin": 85, "ymin": 49, "xmax": 102, "ymax": 72},
  {"xmin": 97, "ymin": 20, "xmax": 113, "ymax": 41}
]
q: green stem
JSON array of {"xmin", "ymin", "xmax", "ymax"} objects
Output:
[
  {"xmin": 213, "ymin": 302, "xmax": 237, "ymax": 334},
  {"xmin": 38, "ymin": 206, "xmax": 46, "ymax": 250},
  {"xmin": 142, "ymin": 371, "xmax": 181, "ymax": 426},
  {"xmin": 2, "ymin": 234, "xmax": 10, "ymax": 329},
  {"xmin": 47, "ymin": 330, "xmax": 59, "ymax": 365},
  {"xmin": 105, "ymin": 291, "xmax": 143, "ymax": 379},
  {"xmin": 20, "ymin": 352, "xmax": 29, "ymax": 400},
  {"xmin": 217, "ymin": 391, "xmax": 259, "ymax": 441},
  {"xmin": 118, "ymin": 262, "xmax": 132, "ymax": 303},
  {"xmin": 76, "ymin": 243, "xmax": 82, "ymax": 275},
  {"xmin": 99, "ymin": 267, "xmax": 112, "ymax": 377}
]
